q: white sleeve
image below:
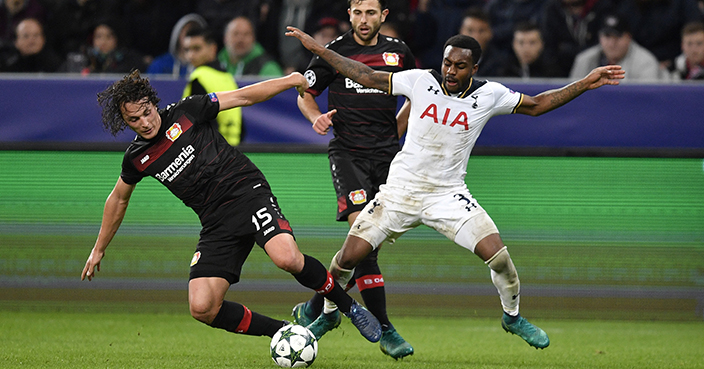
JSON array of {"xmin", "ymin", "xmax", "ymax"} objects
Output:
[
  {"xmin": 486, "ymin": 81, "xmax": 523, "ymax": 116},
  {"xmin": 390, "ymin": 69, "xmax": 426, "ymax": 97}
]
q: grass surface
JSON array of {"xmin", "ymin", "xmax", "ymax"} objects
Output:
[
  {"xmin": 1, "ymin": 152, "xmax": 702, "ymax": 367},
  {"xmin": 1, "ymin": 309, "xmax": 703, "ymax": 369}
]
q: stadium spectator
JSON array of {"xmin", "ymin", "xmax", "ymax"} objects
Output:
[
  {"xmin": 274, "ymin": 0, "xmax": 356, "ymax": 75},
  {"xmin": 612, "ymin": 0, "xmax": 702, "ymax": 69},
  {"xmin": 498, "ymin": 21, "xmax": 561, "ymax": 78},
  {"xmin": 118, "ymin": 0, "xmax": 194, "ymax": 66},
  {"xmin": 458, "ymin": 7, "xmax": 505, "ymax": 77},
  {"xmin": 147, "ymin": 13, "xmax": 208, "ymax": 78},
  {"xmin": 284, "ymin": 16, "xmax": 344, "ymax": 74},
  {"xmin": 379, "ymin": 0, "xmax": 413, "ymax": 41},
  {"xmin": 291, "ymin": 0, "xmax": 417, "ymax": 360},
  {"xmin": 484, "ymin": 0, "xmax": 547, "ymax": 57},
  {"xmin": 407, "ymin": 0, "xmax": 487, "ymax": 70},
  {"xmin": 59, "ymin": 18, "xmax": 147, "ymax": 74},
  {"xmin": 313, "ymin": 16, "xmax": 343, "ymax": 45},
  {"xmin": 570, "ymin": 14, "xmax": 661, "ymax": 81},
  {"xmin": 260, "ymin": 0, "xmax": 349, "ymax": 73},
  {"xmin": 195, "ymin": 0, "xmax": 261, "ymax": 48},
  {"xmin": 82, "ymin": 69, "xmax": 383, "ymax": 346},
  {"xmin": 45, "ymin": 0, "xmax": 119, "ymax": 59},
  {"xmin": 405, "ymin": 0, "xmax": 438, "ymax": 69},
  {"xmin": 0, "ymin": 17, "xmax": 62, "ymax": 72},
  {"xmin": 670, "ymin": 21, "xmax": 704, "ymax": 80},
  {"xmin": 275, "ymin": 0, "xmax": 316, "ymax": 76},
  {"xmin": 540, "ymin": 0, "xmax": 616, "ymax": 77},
  {"xmin": 0, "ymin": 0, "xmax": 46, "ymax": 49},
  {"xmin": 286, "ymin": 24, "xmax": 624, "ymax": 352},
  {"xmin": 182, "ymin": 27, "xmax": 243, "ymax": 146},
  {"xmin": 218, "ymin": 16, "xmax": 283, "ymax": 77},
  {"xmin": 379, "ymin": 20, "xmax": 401, "ymax": 39}
]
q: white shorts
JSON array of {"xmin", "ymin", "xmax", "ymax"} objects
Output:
[{"xmin": 348, "ymin": 184, "xmax": 499, "ymax": 252}]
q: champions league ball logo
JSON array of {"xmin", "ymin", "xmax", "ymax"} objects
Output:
[{"xmin": 304, "ymin": 70, "xmax": 316, "ymax": 88}]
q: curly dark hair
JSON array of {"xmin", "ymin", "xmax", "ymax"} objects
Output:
[{"xmin": 97, "ymin": 69, "xmax": 161, "ymax": 136}]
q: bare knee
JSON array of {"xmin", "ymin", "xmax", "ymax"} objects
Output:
[
  {"xmin": 338, "ymin": 235, "xmax": 373, "ymax": 270},
  {"xmin": 187, "ymin": 277, "xmax": 229, "ymax": 324},
  {"xmin": 265, "ymin": 234, "xmax": 305, "ymax": 273},
  {"xmin": 189, "ymin": 299, "xmax": 220, "ymax": 324},
  {"xmin": 274, "ymin": 254, "xmax": 304, "ymax": 273},
  {"xmin": 474, "ymin": 233, "xmax": 506, "ymax": 262}
]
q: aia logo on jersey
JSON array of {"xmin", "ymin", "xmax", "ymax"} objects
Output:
[
  {"xmin": 165, "ymin": 123, "xmax": 183, "ymax": 142},
  {"xmin": 349, "ymin": 189, "xmax": 367, "ymax": 205},
  {"xmin": 382, "ymin": 52, "xmax": 399, "ymax": 66},
  {"xmin": 420, "ymin": 104, "xmax": 470, "ymax": 130},
  {"xmin": 208, "ymin": 92, "xmax": 218, "ymax": 102}
]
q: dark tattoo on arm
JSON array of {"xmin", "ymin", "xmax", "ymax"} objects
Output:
[
  {"xmin": 320, "ymin": 49, "xmax": 390, "ymax": 92},
  {"xmin": 548, "ymin": 80, "xmax": 586, "ymax": 108}
]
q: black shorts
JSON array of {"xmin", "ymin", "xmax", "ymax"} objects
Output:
[
  {"xmin": 189, "ymin": 190, "xmax": 294, "ymax": 284},
  {"xmin": 329, "ymin": 150, "xmax": 393, "ymax": 221}
]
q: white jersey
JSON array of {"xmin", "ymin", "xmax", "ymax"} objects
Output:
[{"xmin": 388, "ymin": 69, "xmax": 523, "ymax": 190}]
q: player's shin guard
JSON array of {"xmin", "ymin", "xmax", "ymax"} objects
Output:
[
  {"xmin": 330, "ymin": 250, "xmax": 355, "ymax": 288},
  {"xmin": 294, "ymin": 254, "xmax": 352, "ymax": 312},
  {"xmin": 322, "ymin": 251, "xmax": 355, "ymax": 314},
  {"xmin": 354, "ymin": 248, "xmax": 390, "ymax": 327},
  {"xmin": 209, "ymin": 300, "xmax": 283, "ymax": 337},
  {"xmin": 485, "ymin": 246, "xmax": 520, "ymax": 316}
]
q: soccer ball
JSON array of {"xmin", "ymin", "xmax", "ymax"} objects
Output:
[{"xmin": 270, "ymin": 324, "xmax": 318, "ymax": 368}]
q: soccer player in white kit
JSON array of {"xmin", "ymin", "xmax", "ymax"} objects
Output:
[{"xmin": 286, "ymin": 26, "xmax": 624, "ymax": 349}]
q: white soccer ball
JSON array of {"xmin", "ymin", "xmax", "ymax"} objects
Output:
[{"xmin": 270, "ymin": 324, "xmax": 318, "ymax": 368}]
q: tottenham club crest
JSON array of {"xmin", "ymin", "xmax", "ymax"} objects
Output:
[
  {"xmin": 383, "ymin": 52, "xmax": 399, "ymax": 66},
  {"xmin": 166, "ymin": 123, "xmax": 183, "ymax": 142},
  {"xmin": 304, "ymin": 70, "xmax": 316, "ymax": 88}
]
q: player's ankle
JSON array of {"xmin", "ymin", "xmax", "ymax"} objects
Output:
[{"xmin": 503, "ymin": 311, "xmax": 520, "ymax": 324}]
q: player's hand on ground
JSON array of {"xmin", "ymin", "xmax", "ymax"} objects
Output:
[
  {"xmin": 585, "ymin": 65, "xmax": 625, "ymax": 90},
  {"xmin": 81, "ymin": 248, "xmax": 104, "ymax": 281},
  {"xmin": 285, "ymin": 26, "xmax": 324, "ymax": 55},
  {"xmin": 290, "ymin": 72, "xmax": 309, "ymax": 97},
  {"xmin": 313, "ymin": 109, "xmax": 336, "ymax": 135}
]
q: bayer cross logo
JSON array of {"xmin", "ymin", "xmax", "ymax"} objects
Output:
[{"xmin": 304, "ymin": 70, "xmax": 316, "ymax": 88}]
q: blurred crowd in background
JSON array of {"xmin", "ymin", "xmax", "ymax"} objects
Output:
[{"xmin": 1, "ymin": 0, "xmax": 703, "ymax": 82}]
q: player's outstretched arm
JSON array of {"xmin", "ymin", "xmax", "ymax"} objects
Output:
[
  {"xmin": 81, "ymin": 178, "xmax": 135, "ymax": 281},
  {"xmin": 216, "ymin": 72, "xmax": 309, "ymax": 111},
  {"xmin": 297, "ymin": 92, "xmax": 337, "ymax": 135},
  {"xmin": 286, "ymin": 26, "xmax": 391, "ymax": 93},
  {"xmin": 516, "ymin": 65, "xmax": 625, "ymax": 116}
]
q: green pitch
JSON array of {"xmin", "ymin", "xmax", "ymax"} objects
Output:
[{"xmin": 1, "ymin": 309, "xmax": 702, "ymax": 369}]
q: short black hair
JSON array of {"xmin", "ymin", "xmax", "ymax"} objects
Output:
[
  {"xmin": 462, "ymin": 7, "xmax": 490, "ymax": 25},
  {"xmin": 682, "ymin": 21, "xmax": 704, "ymax": 37},
  {"xmin": 97, "ymin": 69, "xmax": 160, "ymax": 136},
  {"xmin": 185, "ymin": 26, "xmax": 217, "ymax": 45},
  {"xmin": 443, "ymin": 34, "xmax": 482, "ymax": 65},
  {"xmin": 348, "ymin": 0, "xmax": 387, "ymax": 10},
  {"xmin": 514, "ymin": 21, "xmax": 540, "ymax": 34}
]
